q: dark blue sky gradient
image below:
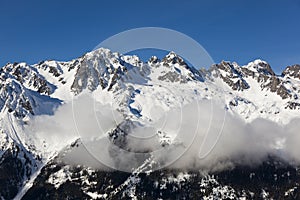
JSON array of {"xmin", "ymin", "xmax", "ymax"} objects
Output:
[{"xmin": 0, "ymin": 0, "xmax": 299, "ymax": 72}]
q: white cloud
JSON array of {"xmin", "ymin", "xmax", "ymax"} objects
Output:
[{"xmin": 26, "ymin": 94, "xmax": 300, "ymax": 172}]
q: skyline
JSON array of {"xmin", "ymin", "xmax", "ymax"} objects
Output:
[{"xmin": 1, "ymin": 0, "xmax": 299, "ymax": 73}]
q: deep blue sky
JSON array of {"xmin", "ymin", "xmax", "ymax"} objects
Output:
[{"xmin": 0, "ymin": 0, "xmax": 299, "ymax": 72}]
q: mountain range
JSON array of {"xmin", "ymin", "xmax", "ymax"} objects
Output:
[{"xmin": 0, "ymin": 48, "xmax": 299, "ymax": 199}]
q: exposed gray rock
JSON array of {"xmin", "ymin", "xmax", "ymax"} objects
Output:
[{"xmin": 282, "ymin": 64, "xmax": 300, "ymax": 79}]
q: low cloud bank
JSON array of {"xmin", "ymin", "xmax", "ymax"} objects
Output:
[{"xmin": 26, "ymin": 94, "xmax": 300, "ymax": 172}]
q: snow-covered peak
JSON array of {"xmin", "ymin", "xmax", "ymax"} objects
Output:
[
  {"xmin": 122, "ymin": 55, "xmax": 143, "ymax": 67},
  {"xmin": 85, "ymin": 47, "xmax": 115, "ymax": 59},
  {"xmin": 165, "ymin": 51, "xmax": 177, "ymax": 59},
  {"xmin": 161, "ymin": 51, "xmax": 188, "ymax": 67},
  {"xmin": 244, "ymin": 59, "xmax": 275, "ymax": 76},
  {"xmin": 253, "ymin": 59, "xmax": 268, "ymax": 65},
  {"xmin": 147, "ymin": 56, "xmax": 160, "ymax": 64}
]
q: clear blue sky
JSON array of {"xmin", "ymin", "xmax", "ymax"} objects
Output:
[{"xmin": 0, "ymin": 0, "xmax": 299, "ymax": 73}]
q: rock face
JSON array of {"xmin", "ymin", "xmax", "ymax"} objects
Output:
[
  {"xmin": 210, "ymin": 61, "xmax": 250, "ymax": 91},
  {"xmin": 209, "ymin": 60, "xmax": 295, "ymax": 100},
  {"xmin": 0, "ymin": 48, "xmax": 299, "ymax": 199},
  {"xmin": 282, "ymin": 64, "xmax": 300, "ymax": 80}
]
